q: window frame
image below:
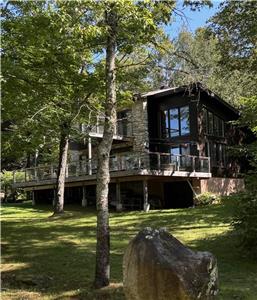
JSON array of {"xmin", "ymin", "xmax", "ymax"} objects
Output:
[
  {"xmin": 163, "ymin": 105, "xmax": 190, "ymax": 138},
  {"xmin": 202, "ymin": 106, "xmax": 225, "ymax": 138}
]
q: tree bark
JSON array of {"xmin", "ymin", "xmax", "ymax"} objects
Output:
[
  {"xmin": 54, "ymin": 125, "xmax": 69, "ymax": 214},
  {"xmin": 94, "ymin": 5, "xmax": 117, "ymax": 289}
]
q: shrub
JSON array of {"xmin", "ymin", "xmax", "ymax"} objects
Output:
[
  {"xmin": 1, "ymin": 170, "xmax": 26, "ymax": 202},
  {"xmin": 231, "ymin": 191, "xmax": 257, "ymax": 258},
  {"xmin": 194, "ymin": 192, "xmax": 220, "ymax": 206}
]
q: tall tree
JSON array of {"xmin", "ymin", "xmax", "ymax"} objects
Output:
[
  {"xmin": 147, "ymin": 27, "xmax": 257, "ymax": 106},
  {"xmin": 209, "ymin": 0, "xmax": 257, "ymax": 73},
  {"xmin": 2, "ymin": 1, "xmax": 100, "ymax": 213},
  {"xmin": 94, "ymin": 3, "xmax": 117, "ymax": 288},
  {"xmin": 93, "ymin": 0, "xmax": 176, "ymax": 288}
]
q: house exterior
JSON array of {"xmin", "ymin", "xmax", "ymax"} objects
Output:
[{"xmin": 13, "ymin": 83, "xmax": 245, "ymax": 210}]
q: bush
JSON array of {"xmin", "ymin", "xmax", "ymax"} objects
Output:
[
  {"xmin": 194, "ymin": 192, "xmax": 221, "ymax": 206},
  {"xmin": 231, "ymin": 191, "xmax": 257, "ymax": 258},
  {"xmin": 1, "ymin": 170, "xmax": 26, "ymax": 202}
]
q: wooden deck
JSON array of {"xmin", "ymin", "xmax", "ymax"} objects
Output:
[{"xmin": 13, "ymin": 152, "xmax": 211, "ymax": 190}]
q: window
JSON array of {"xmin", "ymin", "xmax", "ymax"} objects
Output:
[
  {"xmin": 202, "ymin": 107, "xmax": 225, "ymax": 137},
  {"xmin": 213, "ymin": 115, "xmax": 219, "ymax": 136},
  {"xmin": 180, "ymin": 143, "xmax": 190, "ymax": 155},
  {"xmin": 208, "ymin": 111, "xmax": 213, "ymax": 135},
  {"xmin": 169, "ymin": 109, "xmax": 180, "ymax": 137},
  {"xmin": 180, "ymin": 106, "xmax": 190, "ymax": 135},
  {"xmin": 169, "ymin": 143, "xmax": 190, "ymax": 156},
  {"xmin": 206, "ymin": 141, "xmax": 226, "ymax": 166},
  {"xmin": 218, "ymin": 119, "xmax": 224, "ymax": 137},
  {"xmin": 170, "ymin": 147, "xmax": 180, "ymax": 155},
  {"xmin": 163, "ymin": 105, "xmax": 190, "ymax": 138}
]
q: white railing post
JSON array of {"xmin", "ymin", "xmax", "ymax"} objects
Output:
[
  {"xmin": 177, "ymin": 155, "xmax": 180, "ymax": 172},
  {"xmin": 88, "ymin": 159, "xmax": 92, "ymax": 175},
  {"xmin": 138, "ymin": 155, "xmax": 141, "ymax": 169},
  {"xmin": 13, "ymin": 171, "xmax": 16, "ymax": 183},
  {"xmin": 65, "ymin": 165, "xmax": 69, "ymax": 177},
  {"xmin": 192, "ymin": 156, "xmax": 196, "ymax": 172},
  {"xmin": 88, "ymin": 137, "xmax": 92, "ymax": 175},
  {"xmin": 35, "ymin": 168, "xmax": 38, "ymax": 182}
]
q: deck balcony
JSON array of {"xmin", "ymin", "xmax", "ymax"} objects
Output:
[
  {"xmin": 13, "ymin": 153, "xmax": 211, "ymax": 188},
  {"xmin": 85, "ymin": 116, "xmax": 133, "ymax": 140}
]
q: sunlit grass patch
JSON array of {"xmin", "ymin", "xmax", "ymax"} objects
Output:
[{"xmin": 1, "ymin": 200, "xmax": 257, "ymax": 299}]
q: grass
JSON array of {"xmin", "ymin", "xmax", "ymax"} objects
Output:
[{"xmin": 1, "ymin": 199, "xmax": 257, "ymax": 300}]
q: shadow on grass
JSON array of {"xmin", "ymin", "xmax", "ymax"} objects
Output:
[{"xmin": 2, "ymin": 201, "xmax": 257, "ymax": 300}]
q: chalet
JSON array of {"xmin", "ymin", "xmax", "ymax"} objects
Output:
[{"xmin": 13, "ymin": 83, "xmax": 245, "ymax": 210}]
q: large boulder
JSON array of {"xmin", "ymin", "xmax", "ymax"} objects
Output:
[{"xmin": 123, "ymin": 228, "xmax": 218, "ymax": 300}]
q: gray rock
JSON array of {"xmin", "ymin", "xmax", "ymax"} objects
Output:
[{"xmin": 123, "ymin": 228, "xmax": 218, "ymax": 300}]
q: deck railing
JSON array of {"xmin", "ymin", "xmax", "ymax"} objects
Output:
[
  {"xmin": 82, "ymin": 117, "xmax": 133, "ymax": 137},
  {"xmin": 13, "ymin": 152, "xmax": 210, "ymax": 183}
]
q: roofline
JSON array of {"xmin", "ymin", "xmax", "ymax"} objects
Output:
[
  {"xmin": 134, "ymin": 82, "xmax": 239, "ymax": 116},
  {"xmin": 197, "ymin": 83, "xmax": 239, "ymax": 116}
]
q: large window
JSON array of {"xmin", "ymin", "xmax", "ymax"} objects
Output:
[
  {"xmin": 164, "ymin": 106, "xmax": 190, "ymax": 138},
  {"xmin": 205, "ymin": 141, "xmax": 226, "ymax": 166},
  {"xmin": 170, "ymin": 143, "xmax": 190, "ymax": 156},
  {"xmin": 202, "ymin": 108, "xmax": 225, "ymax": 137},
  {"xmin": 180, "ymin": 106, "xmax": 190, "ymax": 135},
  {"xmin": 169, "ymin": 109, "xmax": 180, "ymax": 137}
]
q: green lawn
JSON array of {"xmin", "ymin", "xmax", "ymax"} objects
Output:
[{"xmin": 1, "ymin": 199, "xmax": 257, "ymax": 300}]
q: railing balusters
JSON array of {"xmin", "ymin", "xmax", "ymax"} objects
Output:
[
  {"xmin": 12, "ymin": 152, "xmax": 212, "ymax": 184},
  {"xmin": 192, "ymin": 156, "xmax": 195, "ymax": 172},
  {"xmin": 177, "ymin": 156, "xmax": 180, "ymax": 172}
]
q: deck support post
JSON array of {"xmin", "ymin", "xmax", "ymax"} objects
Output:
[
  {"xmin": 32, "ymin": 190, "xmax": 35, "ymax": 206},
  {"xmin": 116, "ymin": 181, "xmax": 122, "ymax": 211},
  {"xmin": 143, "ymin": 179, "xmax": 150, "ymax": 212},
  {"xmin": 88, "ymin": 137, "xmax": 92, "ymax": 175},
  {"xmin": 82, "ymin": 186, "xmax": 87, "ymax": 207}
]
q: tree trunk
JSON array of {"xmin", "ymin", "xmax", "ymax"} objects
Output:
[
  {"xmin": 94, "ymin": 5, "xmax": 117, "ymax": 289},
  {"xmin": 54, "ymin": 126, "xmax": 69, "ymax": 214}
]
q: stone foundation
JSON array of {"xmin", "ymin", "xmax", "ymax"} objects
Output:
[{"xmin": 198, "ymin": 177, "xmax": 245, "ymax": 196}]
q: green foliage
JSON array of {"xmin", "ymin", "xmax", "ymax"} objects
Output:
[
  {"xmin": 229, "ymin": 95, "xmax": 257, "ymax": 259},
  {"xmin": 0, "ymin": 171, "xmax": 14, "ymax": 192},
  {"xmin": 195, "ymin": 192, "xmax": 221, "ymax": 206},
  {"xmin": 231, "ymin": 192, "xmax": 257, "ymax": 259},
  {"xmin": 1, "ymin": 1, "xmax": 102, "ymax": 168},
  {"xmin": 148, "ymin": 27, "xmax": 257, "ymax": 107},
  {"xmin": 238, "ymin": 96, "xmax": 257, "ymax": 134},
  {"xmin": 209, "ymin": 0, "xmax": 257, "ymax": 72},
  {"xmin": 1, "ymin": 0, "xmax": 176, "ymax": 169},
  {"xmin": 1, "ymin": 170, "xmax": 26, "ymax": 201}
]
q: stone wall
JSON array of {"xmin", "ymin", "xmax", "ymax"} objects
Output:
[
  {"xmin": 131, "ymin": 98, "xmax": 149, "ymax": 154},
  {"xmin": 199, "ymin": 177, "xmax": 245, "ymax": 196}
]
